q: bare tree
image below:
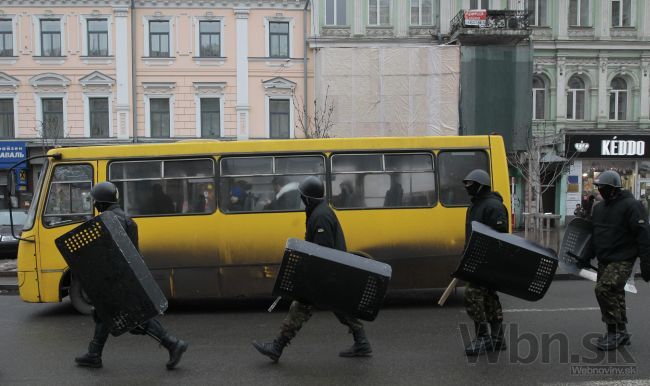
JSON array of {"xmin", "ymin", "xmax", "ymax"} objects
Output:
[
  {"xmin": 33, "ymin": 116, "xmax": 65, "ymax": 151},
  {"xmin": 508, "ymin": 126, "xmax": 579, "ymax": 215},
  {"xmin": 293, "ymin": 85, "xmax": 335, "ymax": 139}
]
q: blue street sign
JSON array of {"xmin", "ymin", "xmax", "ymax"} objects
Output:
[{"xmin": 0, "ymin": 141, "xmax": 27, "ymax": 169}]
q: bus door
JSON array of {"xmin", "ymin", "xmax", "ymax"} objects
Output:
[
  {"xmin": 37, "ymin": 162, "xmax": 96, "ymax": 302},
  {"xmin": 108, "ymin": 158, "xmax": 222, "ymax": 299},
  {"xmin": 216, "ymin": 155, "xmax": 325, "ymax": 297}
]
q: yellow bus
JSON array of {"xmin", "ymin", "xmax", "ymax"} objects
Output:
[{"xmin": 17, "ymin": 135, "xmax": 511, "ymax": 313}]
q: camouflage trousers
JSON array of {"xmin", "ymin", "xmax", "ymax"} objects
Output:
[
  {"xmin": 279, "ymin": 300, "xmax": 364, "ymax": 340},
  {"xmin": 595, "ymin": 259, "xmax": 635, "ymax": 325},
  {"xmin": 464, "ymin": 283, "xmax": 503, "ymax": 323}
]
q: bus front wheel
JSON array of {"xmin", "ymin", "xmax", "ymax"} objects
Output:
[{"xmin": 69, "ymin": 276, "xmax": 93, "ymax": 315}]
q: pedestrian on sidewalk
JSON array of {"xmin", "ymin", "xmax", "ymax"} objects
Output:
[
  {"xmin": 252, "ymin": 176, "xmax": 372, "ymax": 362},
  {"xmin": 75, "ymin": 182, "xmax": 189, "ymax": 369}
]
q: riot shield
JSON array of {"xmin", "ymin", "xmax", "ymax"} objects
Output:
[
  {"xmin": 558, "ymin": 217, "xmax": 636, "ymax": 293},
  {"xmin": 273, "ymin": 238, "xmax": 392, "ymax": 321},
  {"xmin": 452, "ymin": 221, "xmax": 558, "ymax": 301},
  {"xmin": 55, "ymin": 211, "xmax": 168, "ymax": 336}
]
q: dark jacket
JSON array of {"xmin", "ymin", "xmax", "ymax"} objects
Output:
[
  {"xmin": 464, "ymin": 190, "xmax": 509, "ymax": 246},
  {"xmin": 305, "ymin": 200, "xmax": 347, "ymax": 252},
  {"xmin": 591, "ymin": 190, "xmax": 650, "ymax": 263},
  {"xmin": 106, "ymin": 203, "xmax": 139, "ymax": 251}
]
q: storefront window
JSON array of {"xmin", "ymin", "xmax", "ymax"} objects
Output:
[{"xmin": 581, "ymin": 160, "xmax": 635, "ymax": 199}]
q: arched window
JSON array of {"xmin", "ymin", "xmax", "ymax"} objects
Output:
[
  {"xmin": 532, "ymin": 76, "xmax": 546, "ymax": 120},
  {"xmin": 609, "ymin": 77, "xmax": 627, "ymax": 121},
  {"xmin": 567, "ymin": 76, "xmax": 585, "ymax": 120}
]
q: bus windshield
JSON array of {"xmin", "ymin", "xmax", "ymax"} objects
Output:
[{"xmin": 23, "ymin": 159, "xmax": 48, "ymax": 231}]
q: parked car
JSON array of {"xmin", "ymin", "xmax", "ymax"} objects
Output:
[{"xmin": 0, "ymin": 209, "xmax": 28, "ymax": 259}]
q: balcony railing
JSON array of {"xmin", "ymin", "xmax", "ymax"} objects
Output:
[{"xmin": 449, "ymin": 9, "xmax": 531, "ymax": 38}]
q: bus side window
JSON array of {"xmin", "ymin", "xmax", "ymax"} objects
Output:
[
  {"xmin": 438, "ymin": 151, "xmax": 490, "ymax": 207},
  {"xmin": 331, "ymin": 153, "xmax": 435, "ymax": 209},
  {"xmin": 220, "ymin": 155, "xmax": 325, "ymax": 213},
  {"xmin": 109, "ymin": 158, "xmax": 216, "ymax": 216},
  {"xmin": 42, "ymin": 164, "xmax": 94, "ymax": 227}
]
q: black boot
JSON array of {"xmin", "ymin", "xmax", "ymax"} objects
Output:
[
  {"xmin": 252, "ymin": 335, "xmax": 291, "ymax": 362},
  {"xmin": 490, "ymin": 321, "xmax": 507, "ymax": 351},
  {"xmin": 465, "ymin": 322, "xmax": 493, "ymax": 356},
  {"xmin": 339, "ymin": 328, "xmax": 372, "ymax": 357},
  {"xmin": 75, "ymin": 341, "xmax": 104, "ymax": 368},
  {"xmin": 597, "ymin": 324, "xmax": 630, "ymax": 351},
  {"xmin": 161, "ymin": 336, "xmax": 189, "ymax": 370}
]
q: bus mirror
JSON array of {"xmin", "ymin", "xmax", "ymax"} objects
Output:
[{"xmin": 8, "ymin": 171, "xmax": 16, "ymax": 196}]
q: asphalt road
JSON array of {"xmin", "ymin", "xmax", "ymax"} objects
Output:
[{"xmin": 1, "ymin": 280, "xmax": 649, "ymax": 386}]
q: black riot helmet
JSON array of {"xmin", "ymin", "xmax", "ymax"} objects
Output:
[
  {"xmin": 463, "ymin": 169, "xmax": 491, "ymax": 187},
  {"xmin": 299, "ymin": 176, "xmax": 325, "ymax": 200},
  {"xmin": 594, "ymin": 170, "xmax": 622, "ymax": 188},
  {"xmin": 91, "ymin": 181, "xmax": 119, "ymax": 204}
]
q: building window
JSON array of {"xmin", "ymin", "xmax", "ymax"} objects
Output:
[
  {"xmin": 150, "ymin": 98, "xmax": 170, "ymax": 137},
  {"xmin": 411, "ymin": 0, "xmax": 432, "ymax": 25},
  {"xmin": 0, "ymin": 19, "xmax": 12, "ymax": 57},
  {"xmin": 0, "ymin": 99, "xmax": 14, "ymax": 138},
  {"xmin": 89, "ymin": 97, "xmax": 109, "ymax": 138},
  {"xmin": 149, "ymin": 21, "xmax": 169, "ymax": 57},
  {"xmin": 269, "ymin": 22, "xmax": 289, "ymax": 58},
  {"xmin": 369, "ymin": 0, "xmax": 390, "ymax": 25},
  {"xmin": 199, "ymin": 21, "xmax": 220, "ymax": 57},
  {"xmin": 326, "ymin": 0, "xmax": 348, "ymax": 26},
  {"xmin": 269, "ymin": 99, "xmax": 290, "ymax": 139},
  {"xmin": 567, "ymin": 76, "xmax": 585, "ymax": 120},
  {"xmin": 609, "ymin": 77, "xmax": 627, "ymax": 121},
  {"xmin": 42, "ymin": 98, "xmax": 64, "ymax": 138},
  {"xmin": 527, "ymin": 0, "xmax": 547, "ymax": 26},
  {"xmin": 87, "ymin": 19, "xmax": 108, "ymax": 57},
  {"xmin": 612, "ymin": 0, "xmax": 631, "ymax": 27},
  {"xmin": 470, "ymin": 0, "xmax": 489, "ymax": 9},
  {"xmin": 200, "ymin": 98, "xmax": 220, "ymax": 138},
  {"xmin": 41, "ymin": 19, "xmax": 61, "ymax": 56},
  {"xmin": 532, "ymin": 76, "xmax": 546, "ymax": 120},
  {"xmin": 569, "ymin": 0, "xmax": 590, "ymax": 26}
]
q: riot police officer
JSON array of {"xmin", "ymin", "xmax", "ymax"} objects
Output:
[
  {"xmin": 583, "ymin": 170, "xmax": 650, "ymax": 350},
  {"xmin": 462, "ymin": 169, "xmax": 509, "ymax": 356},
  {"xmin": 75, "ymin": 181, "xmax": 189, "ymax": 369},
  {"xmin": 252, "ymin": 176, "xmax": 372, "ymax": 361}
]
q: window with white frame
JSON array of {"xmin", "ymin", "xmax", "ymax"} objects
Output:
[
  {"xmin": 369, "ymin": 0, "xmax": 390, "ymax": 26},
  {"xmin": 611, "ymin": 0, "xmax": 631, "ymax": 27},
  {"xmin": 0, "ymin": 99, "xmax": 14, "ymax": 138},
  {"xmin": 89, "ymin": 97, "xmax": 109, "ymax": 137},
  {"xmin": 0, "ymin": 19, "xmax": 13, "ymax": 56},
  {"xmin": 87, "ymin": 19, "xmax": 108, "ymax": 57},
  {"xmin": 609, "ymin": 77, "xmax": 627, "ymax": 120},
  {"xmin": 149, "ymin": 20, "xmax": 170, "ymax": 57},
  {"xmin": 411, "ymin": 0, "xmax": 433, "ymax": 25},
  {"xmin": 527, "ymin": 0, "xmax": 547, "ymax": 26},
  {"xmin": 567, "ymin": 76, "xmax": 585, "ymax": 120},
  {"xmin": 200, "ymin": 98, "xmax": 220, "ymax": 138},
  {"xmin": 199, "ymin": 21, "xmax": 221, "ymax": 57},
  {"xmin": 532, "ymin": 76, "xmax": 546, "ymax": 120},
  {"xmin": 326, "ymin": 0, "xmax": 348, "ymax": 26},
  {"xmin": 470, "ymin": 0, "xmax": 489, "ymax": 9},
  {"xmin": 41, "ymin": 19, "xmax": 61, "ymax": 56},
  {"xmin": 150, "ymin": 98, "xmax": 170, "ymax": 137},
  {"xmin": 42, "ymin": 98, "xmax": 64, "ymax": 137},
  {"xmin": 269, "ymin": 22, "xmax": 289, "ymax": 58},
  {"xmin": 569, "ymin": 0, "xmax": 590, "ymax": 26},
  {"xmin": 269, "ymin": 99, "xmax": 290, "ymax": 139}
]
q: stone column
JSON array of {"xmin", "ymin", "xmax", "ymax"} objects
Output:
[
  {"xmin": 557, "ymin": 0, "xmax": 568, "ymax": 40},
  {"xmin": 353, "ymin": 0, "xmax": 364, "ymax": 36},
  {"xmin": 113, "ymin": 7, "xmax": 130, "ymax": 139},
  {"xmin": 235, "ymin": 9, "xmax": 250, "ymax": 140},
  {"xmin": 597, "ymin": 55, "xmax": 608, "ymax": 126},
  {"xmin": 439, "ymin": 0, "xmax": 454, "ymax": 35},
  {"xmin": 556, "ymin": 56, "xmax": 567, "ymax": 119},
  {"xmin": 640, "ymin": 56, "xmax": 650, "ymax": 126}
]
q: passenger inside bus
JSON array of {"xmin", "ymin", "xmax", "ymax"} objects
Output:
[
  {"xmin": 263, "ymin": 176, "xmax": 301, "ymax": 211},
  {"xmin": 384, "ymin": 174, "xmax": 404, "ymax": 207},
  {"xmin": 149, "ymin": 184, "xmax": 175, "ymax": 214}
]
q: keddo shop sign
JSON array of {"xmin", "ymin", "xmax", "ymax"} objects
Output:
[{"xmin": 567, "ymin": 135, "xmax": 648, "ymax": 158}]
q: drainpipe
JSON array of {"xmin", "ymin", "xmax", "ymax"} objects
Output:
[
  {"xmin": 303, "ymin": 0, "xmax": 310, "ymax": 134},
  {"xmin": 131, "ymin": 0, "xmax": 138, "ymax": 142}
]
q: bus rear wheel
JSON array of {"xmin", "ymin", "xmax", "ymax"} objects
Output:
[{"xmin": 69, "ymin": 276, "xmax": 93, "ymax": 315}]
